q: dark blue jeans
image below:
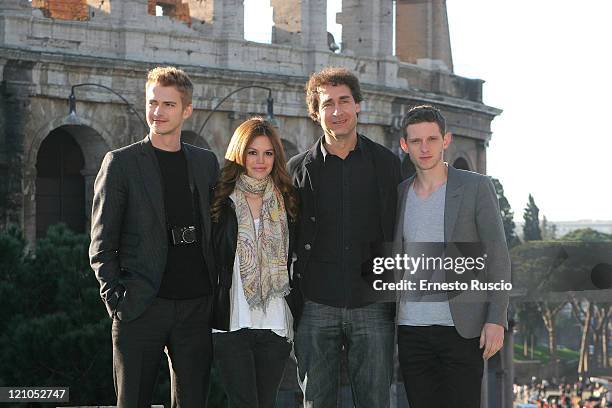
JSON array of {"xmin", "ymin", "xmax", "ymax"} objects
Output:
[{"xmin": 295, "ymin": 301, "xmax": 395, "ymax": 408}]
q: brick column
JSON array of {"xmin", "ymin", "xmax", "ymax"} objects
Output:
[
  {"xmin": 186, "ymin": 0, "xmax": 214, "ymax": 24},
  {"xmin": 115, "ymin": 0, "xmax": 148, "ymax": 22},
  {"xmin": 337, "ymin": 0, "xmax": 393, "ymax": 57},
  {"xmin": 211, "ymin": 0, "xmax": 244, "ymax": 40},
  {"xmin": 30, "ymin": 0, "xmax": 88, "ymax": 20},
  {"xmin": 271, "ymin": 0, "xmax": 327, "ymax": 50},
  {"xmin": 149, "ymin": 0, "xmax": 192, "ymax": 26},
  {"xmin": 395, "ymin": 0, "xmax": 454, "ymax": 72},
  {"xmin": 86, "ymin": 0, "xmax": 111, "ymax": 16}
]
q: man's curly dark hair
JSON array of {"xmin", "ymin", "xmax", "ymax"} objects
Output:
[{"xmin": 305, "ymin": 67, "xmax": 363, "ymax": 122}]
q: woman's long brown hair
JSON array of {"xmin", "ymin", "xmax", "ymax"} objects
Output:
[{"xmin": 211, "ymin": 117, "xmax": 298, "ymax": 222}]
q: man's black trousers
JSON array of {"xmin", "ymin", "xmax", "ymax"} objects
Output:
[
  {"xmin": 398, "ymin": 325, "xmax": 484, "ymax": 408},
  {"xmin": 112, "ymin": 296, "xmax": 213, "ymax": 408}
]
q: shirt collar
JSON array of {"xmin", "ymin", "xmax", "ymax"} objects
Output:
[{"xmin": 319, "ymin": 134, "xmax": 363, "ymax": 162}]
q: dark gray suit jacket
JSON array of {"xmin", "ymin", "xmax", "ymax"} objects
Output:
[
  {"xmin": 89, "ymin": 136, "xmax": 219, "ymax": 322},
  {"xmin": 393, "ymin": 165, "xmax": 511, "ymax": 338}
]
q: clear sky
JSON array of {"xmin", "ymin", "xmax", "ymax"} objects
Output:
[
  {"xmin": 446, "ymin": 0, "xmax": 612, "ymax": 223},
  {"xmin": 244, "ymin": 0, "xmax": 612, "ymax": 222}
]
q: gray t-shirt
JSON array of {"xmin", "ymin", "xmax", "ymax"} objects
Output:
[{"xmin": 397, "ymin": 182, "xmax": 455, "ymax": 326}]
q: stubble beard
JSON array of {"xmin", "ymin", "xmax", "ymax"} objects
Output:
[{"xmin": 325, "ymin": 119, "xmax": 357, "ymax": 142}]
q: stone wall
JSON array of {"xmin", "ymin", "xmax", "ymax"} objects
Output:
[
  {"xmin": 0, "ymin": 0, "xmax": 501, "ymax": 241},
  {"xmin": 0, "ymin": 2, "xmax": 509, "ymax": 406},
  {"xmin": 31, "ymin": 0, "xmax": 88, "ymax": 20},
  {"xmin": 148, "ymin": 0, "xmax": 192, "ymax": 26}
]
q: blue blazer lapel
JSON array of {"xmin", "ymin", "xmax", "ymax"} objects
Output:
[
  {"xmin": 444, "ymin": 165, "xmax": 465, "ymax": 242},
  {"xmin": 137, "ymin": 136, "xmax": 166, "ymax": 232}
]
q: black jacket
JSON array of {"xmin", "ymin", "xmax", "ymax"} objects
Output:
[
  {"xmin": 287, "ymin": 134, "xmax": 402, "ymax": 306},
  {"xmin": 90, "ymin": 137, "xmax": 219, "ymax": 322},
  {"xmin": 210, "ymin": 196, "xmax": 301, "ymax": 331}
]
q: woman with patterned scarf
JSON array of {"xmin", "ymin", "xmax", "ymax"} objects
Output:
[{"xmin": 210, "ymin": 117, "xmax": 300, "ymax": 408}]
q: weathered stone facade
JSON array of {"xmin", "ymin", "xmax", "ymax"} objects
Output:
[
  {"xmin": 0, "ymin": 1, "xmax": 508, "ymax": 406},
  {"xmin": 0, "ymin": 0, "xmax": 500, "ymax": 243}
]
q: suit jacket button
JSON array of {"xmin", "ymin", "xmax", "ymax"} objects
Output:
[
  {"xmin": 310, "ymin": 216, "xmax": 316, "ymax": 222},
  {"xmin": 304, "ymin": 243, "xmax": 311, "ymax": 250}
]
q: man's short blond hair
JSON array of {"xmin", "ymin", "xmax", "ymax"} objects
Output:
[{"xmin": 146, "ymin": 66, "xmax": 193, "ymax": 107}]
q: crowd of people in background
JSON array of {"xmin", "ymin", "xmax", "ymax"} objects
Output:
[{"xmin": 514, "ymin": 377, "xmax": 611, "ymax": 407}]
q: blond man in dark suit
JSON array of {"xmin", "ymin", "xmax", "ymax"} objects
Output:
[{"xmin": 90, "ymin": 67, "xmax": 219, "ymax": 407}]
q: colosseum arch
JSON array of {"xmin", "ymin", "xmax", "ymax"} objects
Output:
[
  {"xmin": 24, "ymin": 118, "xmax": 111, "ymax": 242},
  {"xmin": 452, "ymin": 156, "xmax": 471, "ymax": 171}
]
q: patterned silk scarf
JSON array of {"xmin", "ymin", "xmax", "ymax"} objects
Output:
[{"xmin": 234, "ymin": 173, "xmax": 289, "ymax": 310}]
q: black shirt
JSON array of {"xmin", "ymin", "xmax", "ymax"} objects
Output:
[
  {"xmin": 306, "ymin": 139, "xmax": 381, "ymax": 307},
  {"xmin": 153, "ymin": 147, "xmax": 211, "ymax": 299}
]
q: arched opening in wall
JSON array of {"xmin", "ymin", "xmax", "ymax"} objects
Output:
[
  {"xmin": 244, "ymin": 0, "xmax": 273, "ymax": 43},
  {"xmin": 36, "ymin": 128, "xmax": 85, "ymax": 237},
  {"xmin": 453, "ymin": 157, "xmax": 470, "ymax": 171},
  {"xmin": 149, "ymin": 0, "xmax": 192, "ymax": 26},
  {"xmin": 401, "ymin": 155, "xmax": 416, "ymax": 179},
  {"xmin": 328, "ymin": 0, "xmax": 342, "ymax": 52},
  {"xmin": 281, "ymin": 139, "xmax": 299, "ymax": 160},
  {"xmin": 182, "ymin": 130, "xmax": 211, "ymax": 149}
]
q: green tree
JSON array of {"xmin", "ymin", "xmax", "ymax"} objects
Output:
[
  {"xmin": 0, "ymin": 224, "xmax": 114, "ymax": 404},
  {"xmin": 491, "ymin": 178, "xmax": 520, "ymax": 248},
  {"xmin": 512, "ymin": 240, "xmax": 612, "ymax": 374},
  {"xmin": 511, "ymin": 242, "xmax": 572, "ymax": 369},
  {"xmin": 522, "ymin": 194, "xmax": 542, "ymax": 241},
  {"xmin": 560, "ymin": 228, "xmax": 612, "ymax": 242},
  {"xmin": 515, "ymin": 302, "xmax": 541, "ymax": 359},
  {"xmin": 541, "ymin": 215, "xmax": 557, "ymax": 240},
  {"xmin": 0, "ymin": 224, "xmax": 27, "ymax": 340},
  {"xmin": 561, "ymin": 229, "xmax": 612, "ymax": 373},
  {"xmin": 0, "ymin": 224, "xmax": 228, "ymax": 406}
]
